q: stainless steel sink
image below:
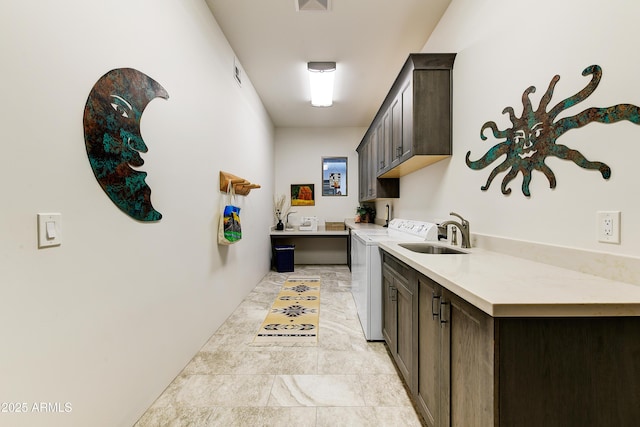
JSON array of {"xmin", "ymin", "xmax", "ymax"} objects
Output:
[{"xmin": 398, "ymin": 243, "xmax": 468, "ymax": 255}]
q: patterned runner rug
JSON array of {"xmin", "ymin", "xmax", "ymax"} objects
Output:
[{"xmin": 253, "ymin": 276, "xmax": 320, "ymax": 344}]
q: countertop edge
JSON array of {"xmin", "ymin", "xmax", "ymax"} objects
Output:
[{"xmin": 378, "ymin": 241, "xmax": 640, "ymax": 318}]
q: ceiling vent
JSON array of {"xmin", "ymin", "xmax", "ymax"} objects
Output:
[{"xmin": 296, "ymin": 0, "xmax": 331, "ymax": 12}]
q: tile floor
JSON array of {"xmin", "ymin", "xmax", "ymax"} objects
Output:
[{"xmin": 135, "ymin": 266, "xmax": 423, "ymax": 426}]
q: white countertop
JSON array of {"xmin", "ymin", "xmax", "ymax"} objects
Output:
[
  {"xmin": 270, "ymin": 226, "xmax": 348, "ymax": 236},
  {"xmin": 344, "ymin": 219, "xmax": 385, "ymax": 231},
  {"xmin": 379, "ymin": 240, "xmax": 640, "ymax": 317}
]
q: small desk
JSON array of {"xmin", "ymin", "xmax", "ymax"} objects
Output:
[{"xmin": 270, "ymin": 226, "xmax": 349, "ymax": 265}]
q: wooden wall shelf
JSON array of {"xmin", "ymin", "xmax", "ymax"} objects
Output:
[{"xmin": 219, "ymin": 171, "xmax": 261, "ymax": 196}]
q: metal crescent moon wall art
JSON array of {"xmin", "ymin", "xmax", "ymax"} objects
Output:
[
  {"xmin": 83, "ymin": 68, "xmax": 169, "ymax": 221},
  {"xmin": 466, "ymin": 65, "xmax": 640, "ymax": 197}
]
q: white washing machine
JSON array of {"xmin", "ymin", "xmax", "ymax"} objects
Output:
[{"xmin": 350, "ymin": 219, "xmax": 438, "ymax": 340}]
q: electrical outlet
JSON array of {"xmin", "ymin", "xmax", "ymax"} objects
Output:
[{"xmin": 597, "ymin": 211, "xmax": 620, "ymax": 244}]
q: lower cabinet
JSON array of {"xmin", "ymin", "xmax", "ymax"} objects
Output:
[
  {"xmin": 382, "ymin": 253, "xmax": 417, "ymax": 391},
  {"xmin": 382, "ymin": 251, "xmax": 640, "ymax": 427},
  {"xmin": 417, "ymin": 273, "xmax": 494, "ymax": 427},
  {"xmin": 383, "ymin": 253, "xmax": 495, "ymax": 426},
  {"xmin": 441, "ymin": 286, "xmax": 494, "ymax": 427}
]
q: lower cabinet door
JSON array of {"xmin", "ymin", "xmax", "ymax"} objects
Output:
[
  {"xmin": 417, "ymin": 274, "xmax": 443, "ymax": 427},
  {"xmin": 395, "ymin": 274, "xmax": 417, "ymax": 392},
  {"xmin": 445, "ymin": 290, "xmax": 495, "ymax": 427},
  {"xmin": 381, "ymin": 265, "xmax": 397, "ymax": 353}
]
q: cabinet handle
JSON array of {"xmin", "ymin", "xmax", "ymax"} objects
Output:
[
  {"xmin": 439, "ymin": 300, "xmax": 449, "ymax": 325},
  {"xmin": 431, "ymin": 294, "xmax": 441, "ymax": 319},
  {"xmin": 391, "ymin": 286, "xmax": 397, "ymax": 301}
]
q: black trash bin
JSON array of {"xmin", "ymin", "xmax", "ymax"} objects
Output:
[{"xmin": 273, "ymin": 244, "xmax": 295, "ymax": 272}]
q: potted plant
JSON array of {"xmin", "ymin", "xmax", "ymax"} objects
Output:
[
  {"xmin": 355, "ymin": 205, "xmax": 376, "ymax": 223},
  {"xmin": 273, "ymin": 194, "xmax": 291, "ymax": 230}
]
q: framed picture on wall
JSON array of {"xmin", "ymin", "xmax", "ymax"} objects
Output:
[
  {"xmin": 291, "ymin": 184, "xmax": 315, "ymax": 206},
  {"xmin": 322, "ymin": 157, "xmax": 347, "ymax": 196}
]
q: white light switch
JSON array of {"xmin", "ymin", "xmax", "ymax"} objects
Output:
[
  {"xmin": 38, "ymin": 213, "xmax": 62, "ymax": 248},
  {"xmin": 46, "ymin": 221, "xmax": 57, "ymax": 239}
]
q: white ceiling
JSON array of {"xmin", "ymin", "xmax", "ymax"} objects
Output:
[{"xmin": 205, "ymin": 0, "xmax": 451, "ymax": 128}]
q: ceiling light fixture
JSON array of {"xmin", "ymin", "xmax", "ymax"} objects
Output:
[
  {"xmin": 308, "ymin": 61, "xmax": 336, "ymax": 107},
  {"xmin": 296, "ymin": 0, "xmax": 331, "ymax": 12}
]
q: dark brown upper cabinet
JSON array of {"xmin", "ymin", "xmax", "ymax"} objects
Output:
[{"xmin": 357, "ymin": 53, "xmax": 455, "ymax": 201}]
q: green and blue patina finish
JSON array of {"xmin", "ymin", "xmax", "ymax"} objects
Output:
[
  {"xmin": 83, "ymin": 68, "xmax": 169, "ymax": 221},
  {"xmin": 466, "ymin": 65, "xmax": 640, "ymax": 196}
]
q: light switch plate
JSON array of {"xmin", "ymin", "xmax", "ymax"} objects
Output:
[{"xmin": 38, "ymin": 213, "xmax": 62, "ymax": 248}]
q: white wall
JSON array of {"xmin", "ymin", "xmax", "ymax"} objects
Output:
[
  {"xmin": 274, "ymin": 127, "xmax": 365, "ymax": 226},
  {"xmin": 386, "ymin": 0, "xmax": 640, "ymax": 258},
  {"xmin": 0, "ymin": 1, "xmax": 274, "ymax": 426}
]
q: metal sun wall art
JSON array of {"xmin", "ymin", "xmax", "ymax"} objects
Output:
[
  {"xmin": 466, "ymin": 65, "xmax": 640, "ymax": 197},
  {"xmin": 83, "ymin": 68, "xmax": 169, "ymax": 221}
]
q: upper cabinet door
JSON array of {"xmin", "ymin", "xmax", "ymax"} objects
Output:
[
  {"xmin": 390, "ymin": 95, "xmax": 402, "ymax": 169},
  {"xmin": 377, "ymin": 110, "xmax": 391, "ymax": 175},
  {"xmin": 399, "ymin": 78, "xmax": 413, "ymax": 163}
]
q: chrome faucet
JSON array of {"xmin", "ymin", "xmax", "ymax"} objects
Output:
[
  {"xmin": 285, "ymin": 211, "xmax": 297, "ymax": 229},
  {"xmin": 439, "ymin": 212, "xmax": 471, "ymax": 248}
]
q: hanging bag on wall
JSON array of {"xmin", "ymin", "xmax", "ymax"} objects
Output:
[{"xmin": 218, "ymin": 182, "xmax": 242, "ymax": 245}]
